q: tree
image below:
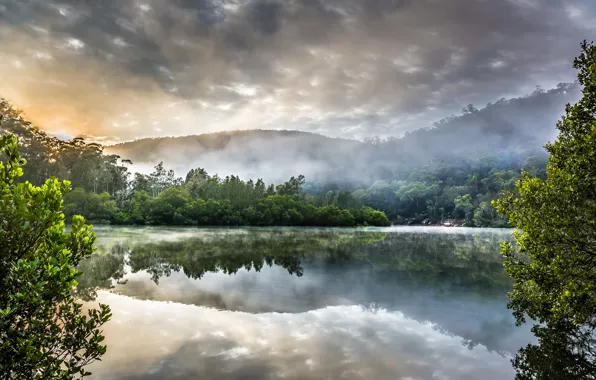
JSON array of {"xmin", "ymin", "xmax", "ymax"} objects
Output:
[
  {"xmin": 0, "ymin": 133, "xmax": 111, "ymax": 379},
  {"xmin": 314, "ymin": 205, "xmax": 355, "ymax": 226},
  {"xmin": 151, "ymin": 187, "xmax": 192, "ymax": 225},
  {"xmin": 149, "ymin": 161, "xmax": 167, "ymax": 197},
  {"xmin": 0, "ymin": 100, "xmax": 131, "ymax": 196},
  {"xmin": 275, "ymin": 175, "xmax": 305, "ymax": 197},
  {"xmin": 128, "ymin": 190, "xmax": 153, "ymax": 225},
  {"xmin": 453, "ymin": 194, "xmax": 474, "ymax": 223},
  {"xmin": 63, "ymin": 188, "xmax": 118, "ymax": 222},
  {"xmin": 493, "ymin": 41, "xmax": 596, "ymax": 379},
  {"xmin": 131, "ymin": 172, "xmax": 152, "ymax": 194},
  {"xmin": 473, "ymin": 201, "xmax": 509, "ymax": 228}
]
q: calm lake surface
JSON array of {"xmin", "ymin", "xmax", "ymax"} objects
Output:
[{"xmin": 80, "ymin": 226, "xmax": 534, "ymax": 380}]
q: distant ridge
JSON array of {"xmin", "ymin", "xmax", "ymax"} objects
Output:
[
  {"xmin": 105, "ymin": 129, "xmax": 367, "ymax": 184},
  {"xmin": 108, "ymin": 129, "xmax": 358, "ymax": 147},
  {"xmin": 105, "ymin": 83, "xmax": 581, "ymax": 184}
]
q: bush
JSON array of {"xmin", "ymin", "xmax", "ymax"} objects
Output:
[{"xmin": 0, "ymin": 133, "xmax": 111, "ymax": 379}]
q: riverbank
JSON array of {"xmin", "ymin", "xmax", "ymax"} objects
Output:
[{"xmin": 391, "ymin": 217, "xmax": 510, "ymax": 228}]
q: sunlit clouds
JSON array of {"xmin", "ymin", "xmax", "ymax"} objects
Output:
[{"xmin": 0, "ymin": 0, "xmax": 593, "ymax": 142}]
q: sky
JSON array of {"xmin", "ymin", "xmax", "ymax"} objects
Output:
[{"xmin": 0, "ymin": 0, "xmax": 594, "ymax": 144}]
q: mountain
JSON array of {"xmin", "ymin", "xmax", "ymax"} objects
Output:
[
  {"xmin": 106, "ymin": 83, "xmax": 581, "ymax": 184},
  {"xmin": 377, "ymin": 83, "xmax": 580, "ymax": 163},
  {"xmin": 106, "ymin": 130, "xmax": 372, "ymax": 184}
]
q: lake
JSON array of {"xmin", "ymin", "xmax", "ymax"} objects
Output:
[{"xmin": 80, "ymin": 226, "xmax": 534, "ymax": 380}]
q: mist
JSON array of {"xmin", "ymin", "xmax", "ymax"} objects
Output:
[
  {"xmin": 80, "ymin": 226, "xmax": 534, "ymax": 380},
  {"xmin": 106, "ymin": 83, "xmax": 581, "ymax": 184},
  {"xmin": 2, "ymin": 2, "xmax": 595, "ymax": 378}
]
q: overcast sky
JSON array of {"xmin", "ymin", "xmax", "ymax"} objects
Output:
[{"xmin": 0, "ymin": 0, "xmax": 594, "ymax": 143}]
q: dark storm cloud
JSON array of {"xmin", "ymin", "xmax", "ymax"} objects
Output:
[
  {"xmin": 249, "ymin": 1, "xmax": 283, "ymax": 35},
  {"xmin": 0, "ymin": 0, "xmax": 593, "ymax": 141}
]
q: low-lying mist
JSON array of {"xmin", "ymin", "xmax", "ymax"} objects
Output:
[{"xmin": 106, "ymin": 83, "xmax": 580, "ymax": 184}]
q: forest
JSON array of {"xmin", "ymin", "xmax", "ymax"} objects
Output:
[
  {"xmin": 0, "ymin": 0, "xmax": 594, "ymax": 372},
  {"xmin": 347, "ymin": 154, "xmax": 547, "ymax": 227},
  {"xmin": 0, "ymin": 96, "xmax": 552, "ymax": 227},
  {"xmin": 0, "ymin": 100, "xmax": 389, "ymax": 227},
  {"xmin": 107, "ymin": 82, "xmax": 577, "ymax": 185}
]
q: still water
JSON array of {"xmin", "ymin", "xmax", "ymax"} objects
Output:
[{"xmin": 79, "ymin": 226, "xmax": 534, "ymax": 380}]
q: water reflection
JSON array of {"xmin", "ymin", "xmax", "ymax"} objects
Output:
[
  {"xmin": 79, "ymin": 227, "xmax": 511, "ymax": 302},
  {"xmin": 80, "ymin": 227, "xmax": 532, "ymax": 380}
]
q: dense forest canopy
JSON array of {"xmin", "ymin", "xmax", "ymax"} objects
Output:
[
  {"xmin": 98, "ymin": 84, "xmax": 578, "ymax": 227},
  {"xmin": 0, "ymin": 99, "xmax": 132, "ymax": 196},
  {"xmin": 1, "ymin": 0, "xmax": 594, "ymax": 376}
]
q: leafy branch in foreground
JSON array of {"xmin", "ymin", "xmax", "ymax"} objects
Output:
[
  {"xmin": 0, "ymin": 132, "xmax": 111, "ymax": 379},
  {"xmin": 494, "ymin": 40, "xmax": 596, "ymax": 380}
]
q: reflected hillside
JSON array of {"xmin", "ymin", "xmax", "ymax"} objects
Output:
[
  {"xmin": 76, "ymin": 228, "xmax": 385, "ymax": 300},
  {"xmin": 77, "ymin": 227, "xmax": 512, "ymax": 303},
  {"xmin": 77, "ymin": 227, "xmax": 526, "ymax": 355}
]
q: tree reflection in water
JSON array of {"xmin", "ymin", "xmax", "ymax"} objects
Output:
[
  {"xmin": 76, "ymin": 227, "xmax": 526, "ymax": 356},
  {"xmin": 77, "ymin": 227, "xmax": 512, "ymax": 302}
]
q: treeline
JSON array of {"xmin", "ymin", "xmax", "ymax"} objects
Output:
[
  {"xmin": 353, "ymin": 155, "xmax": 547, "ymax": 227},
  {"xmin": 64, "ymin": 169, "xmax": 390, "ymax": 227},
  {"xmin": 2, "ymin": 97, "xmax": 548, "ymax": 228},
  {"xmin": 0, "ymin": 99, "xmax": 131, "ymax": 195},
  {"xmin": 305, "ymin": 155, "xmax": 547, "ymax": 227},
  {"xmin": 1, "ymin": 99, "xmax": 389, "ymax": 227}
]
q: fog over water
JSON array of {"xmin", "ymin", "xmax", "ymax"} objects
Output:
[{"xmin": 80, "ymin": 226, "xmax": 534, "ymax": 380}]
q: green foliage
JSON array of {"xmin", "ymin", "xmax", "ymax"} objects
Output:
[
  {"xmin": 0, "ymin": 133, "xmax": 111, "ymax": 379},
  {"xmin": 453, "ymin": 194, "xmax": 474, "ymax": 223},
  {"xmin": 0, "ymin": 111, "xmax": 388, "ymax": 227},
  {"xmin": 314, "ymin": 205, "xmax": 355, "ymax": 226},
  {"xmin": 56, "ymin": 164, "xmax": 390, "ymax": 227},
  {"xmin": 473, "ymin": 201, "xmax": 508, "ymax": 228},
  {"xmin": 349, "ymin": 156, "xmax": 528, "ymax": 226},
  {"xmin": 64, "ymin": 188, "xmax": 118, "ymax": 223},
  {"xmin": 494, "ymin": 40, "xmax": 596, "ymax": 379},
  {"xmin": 2, "ymin": 96, "xmax": 511, "ymax": 228},
  {"xmin": 0, "ymin": 100, "xmax": 132, "ymax": 196},
  {"xmin": 346, "ymin": 206, "xmax": 388, "ymax": 227},
  {"xmin": 275, "ymin": 175, "xmax": 305, "ymax": 197},
  {"xmin": 257, "ymin": 195, "xmax": 305, "ymax": 225}
]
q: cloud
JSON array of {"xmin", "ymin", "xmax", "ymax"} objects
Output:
[
  {"xmin": 89, "ymin": 225, "xmax": 531, "ymax": 356},
  {"xmin": 104, "ymin": 84, "xmax": 581, "ymax": 183},
  {"xmin": 86, "ymin": 291, "xmax": 520, "ymax": 380},
  {"xmin": 0, "ymin": 0, "xmax": 593, "ymax": 141}
]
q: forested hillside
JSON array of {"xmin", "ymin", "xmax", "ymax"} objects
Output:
[
  {"xmin": 0, "ymin": 99, "xmax": 389, "ymax": 227},
  {"xmin": 347, "ymin": 155, "xmax": 547, "ymax": 227},
  {"xmin": 107, "ymin": 130, "xmax": 370, "ymax": 185},
  {"xmin": 106, "ymin": 83, "xmax": 578, "ymax": 184},
  {"xmin": 2, "ymin": 82, "xmax": 571, "ymax": 227},
  {"xmin": 103, "ymin": 84, "xmax": 574, "ymax": 227},
  {"xmin": 373, "ymin": 83, "xmax": 579, "ymax": 165}
]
